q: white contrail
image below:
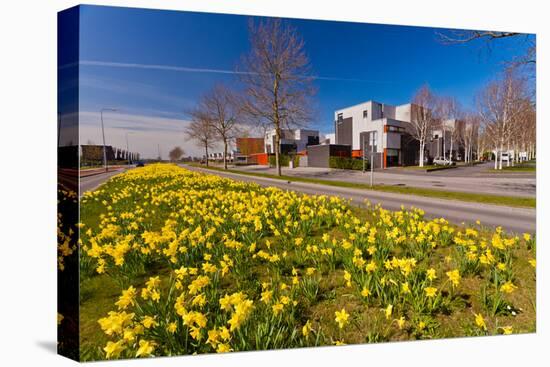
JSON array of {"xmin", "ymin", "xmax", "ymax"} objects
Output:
[
  {"xmin": 80, "ymin": 60, "xmax": 251, "ymax": 75},
  {"xmin": 60, "ymin": 60, "xmax": 393, "ymax": 84}
]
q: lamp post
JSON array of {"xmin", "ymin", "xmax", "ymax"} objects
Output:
[
  {"xmin": 362, "ymin": 134, "xmax": 366, "ymax": 173},
  {"xmin": 370, "ymin": 132, "xmax": 375, "ymax": 187},
  {"xmin": 125, "ymin": 132, "xmax": 134, "ymax": 165},
  {"xmin": 100, "ymin": 108, "xmax": 117, "ymax": 172}
]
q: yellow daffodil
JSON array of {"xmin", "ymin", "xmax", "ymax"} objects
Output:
[{"xmin": 334, "ymin": 308, "xmax": 349, "ymax": 329}]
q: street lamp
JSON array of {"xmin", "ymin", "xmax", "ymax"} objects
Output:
[
  {"xmin": 100, "ymin": 108, "xmax": 117, "ymax": 172},
  {"xmin": 125, "ymin": 131, "xmax": 135, "ymax": 165},
  {"xmin": 370, "ymin": 132, "xmax": 375, "ymax": 187}
]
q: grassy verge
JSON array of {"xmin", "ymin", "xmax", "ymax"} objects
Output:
[
  {"xmin": 489, "ymin": 166, "xmax": 536, "ymax": 173},
  {"xmin": 188, "ymin": 163, "xmax": 535, "ymax": 208}
]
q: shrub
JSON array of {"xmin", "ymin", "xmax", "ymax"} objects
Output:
[
  {"xmin": 329, "ymin": 156, "xmax": 365, "ymax": 170},
  {"xmin": 269, "ymin": 154, "xmax": 291, "ymax": 167},
  {"xmin": 293, "ymin": 155, "xmax": 300, "ymax": 168}
]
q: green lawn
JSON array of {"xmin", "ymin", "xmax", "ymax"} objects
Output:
[
  {"xmin": 189, "ymin": 164, "xmax": 535, "ymax": 208},
  {"xmin": 488, "ymin": 164, "xmax": 537, "ymax": 173},
  {"xmin": 492, "ymin": 165, "xmax": 536, "ymax": 173}
]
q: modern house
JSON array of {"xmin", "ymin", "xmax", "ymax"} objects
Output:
[
  {"xmin": 236, "ymin": 137, "xmax": 265, "ymax": 155},
  {"xmin": 321, "ymin": 133, "xmax": 336, "ymax": 145},
  {"xmin": 307, "ymin": 144, "xmax": 351, "ymax": 168},
  {"xmin": 234, "ymin": 137, "xmax": 265, "ymax": 164},
  {"xmin": 427, "ymin": 119, "xmax": 464, "ymax": 161},
  {"xmin": 334, "ymin": 101, "xmax": 420, "ymax": 168},
  {"xmin": 264, "ymin": 129, "xmax": 320, "ymax": 155}
]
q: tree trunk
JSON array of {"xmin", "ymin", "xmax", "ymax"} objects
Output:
[
  {"xmin": 419, "ymin": 141, "xmax": 425, "ymax": 167},
  {"xmin": 205, "ymin": 144, "xmax": 209, "ymax": 167},
  {"xmin": 450, "ymin": 135, "xmax": 453, "ymax": 162},
  {"xmin": 443, "ymin": 131, "xmax": 446, "ymax": 161},
  {"xmin": 494, "ymin": 148, "xmax": 498, "ymax": 170},
  {"xmin": 499, "ymin": 141, "xmax": 504, "ymax": 170},
  {"xmin": 223, "ymin": 139, "xmax": 228, "ymax": 170},
  {"xmin": 506, "ymin": 142, "xmax": 511, "ymax": 167},
  {"xmin": 275, "ymin": 126, "xmax": 282, "ymax": 176}
]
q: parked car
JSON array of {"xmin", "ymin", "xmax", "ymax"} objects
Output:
[
  {"xmin": 136, "ymin": 161, "xmax": 145, "ymax": 167},
  {"xmin": 432, "ymin": 156, "xmax": 454, "ymax": 166}
]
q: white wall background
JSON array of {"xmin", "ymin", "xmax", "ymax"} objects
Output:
[{"xmin": 0, "ymin": 1, "xmax": 547, "ymax": 367}]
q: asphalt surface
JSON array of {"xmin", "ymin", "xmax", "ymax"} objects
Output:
[
  {"xmin": 232, "ymin": 162, "xmax": 536, "ymax": 198},
  {"xmin": 79, "ymin": 168, "xmax": 128, "ymax": 195},
  {"xmin": 183, "ymin": 165, "xmax": 536, "ymax": 234}
]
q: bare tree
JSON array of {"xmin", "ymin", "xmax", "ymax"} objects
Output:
[
  {"xmin": 435, "ymin": 96, "xmax": 462, "ymax": 161},
  {"xmin": 477, "ymin": 71, "xmax": 530, "ymax": 170},
  {"xmin": 239, "ymin": 18, "xmax": 316, "ymax": 176},
  {"xmin": 169, "ymin": 146, "xmax": 185, "ymax": 162},
  {"xmin": 437, "ymin": 30, "xmax": 535, "ymax": 66},
  {"xmin": 183, "ymin": 110, "xmax": 215, "ymax": 167},
  {"xmin": 509, "ymin": 98, "xmax": 536, "ymax": 162},
  {"xmin": 411, "ymin": 85, "xmax": 437, "ymax": 167},
  {"xmin": 198, "ymin": 84, "xmax": 242, "ymax": 170},
  {"xmin": 462, "ymin": 114, "xmax": 480, "ymax": 164}
]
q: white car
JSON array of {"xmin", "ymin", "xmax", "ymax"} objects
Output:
[{"xmin": 432, "ymin": 156, "xmax": 454, "ymax": 166}]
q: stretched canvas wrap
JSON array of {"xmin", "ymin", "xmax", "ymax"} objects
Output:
[{"xmin": 57, "ymin": 4, "xmax": 536, "ymax": 362}]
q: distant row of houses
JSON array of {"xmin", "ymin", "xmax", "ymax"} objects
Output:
[
  {"xmin": 205, "ymin": 99, "xmax": 468, "ymax": 169},
  {"xmin": 79, "ymin": 145, "xmax": 140, "ymax": 164}
]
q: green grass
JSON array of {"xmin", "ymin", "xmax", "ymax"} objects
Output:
[
  {"xmin": 489, "ymin": 166, "xmax": 536, "ymax": 173},
  {"xmin": 188, "ymin": 164, "xmax": 535, "ymax": 208}
]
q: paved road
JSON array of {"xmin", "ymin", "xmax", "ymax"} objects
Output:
[
  {"xmin": 79, "ymin": 168, "xmax": 127, "ymax": 195},
  {"xmin": 183, "ymin": 165, "xmax": 536, "ymax": 234},
  {"xmin": 231, "ymin": 162, "xmax": 536, "ymax": 198}
]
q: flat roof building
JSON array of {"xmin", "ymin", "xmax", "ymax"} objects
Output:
[
  {"xmin": 334, "ymin": 101, "xmax": 420, "ymax": 168},
  {"xmin": 264, "ymin": 129, "xmax": 320, "ymax": 155}
]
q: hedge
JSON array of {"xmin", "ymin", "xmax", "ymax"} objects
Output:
[
  {"xmin": 268, "ymin": 155, "xmax": 300, "ymax": 168},
  {"xmin": 329, "ymin": 156, "xmax": 366, "ymax": 170}
]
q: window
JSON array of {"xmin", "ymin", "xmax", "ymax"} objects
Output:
[
  {"xmin": 337, "ymin": 113, "xmax": 343, "ymax": 122},
  {"xmin": 385, "ymin": 125, "xmax": 405, "ymax": 133},
  {"xmin": 363, "ymin": 110, "xmax": 368, "ymax": 119},
  {"xmin": 307, "ymin": 135, "xmax": 319, "ymax": 146}
]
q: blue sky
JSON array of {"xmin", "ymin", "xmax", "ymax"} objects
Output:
[{"xmin": 74, "ymin": 5, "xmax": 534, "ymax": 158}]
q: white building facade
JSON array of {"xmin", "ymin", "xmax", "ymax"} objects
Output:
[
  {"xmin": 264, "ymin": 129, "xmax": 320, "ymax": 154},
  {"xmin": 334, "ymin": 101, "xmax": 419, "ymax": 168}
]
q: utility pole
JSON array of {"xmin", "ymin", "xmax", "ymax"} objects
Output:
[
  {"xmin": 125, "ymin": 132, "xmax": 134, "ymax": 165},
  {"xmin": 443, "ymin": 128, "xmax": 446, "ymax": 161},
  {"xmin": 362, "ymin": 134, "xmax": 366, "ymax": 173},
  {"xmin": 370, "ymin": 132, "xmax": 375, "ymax": 187},
  {"xmin": 100, "ymin": 108, "xmax": 117, "ymax": 172}
]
